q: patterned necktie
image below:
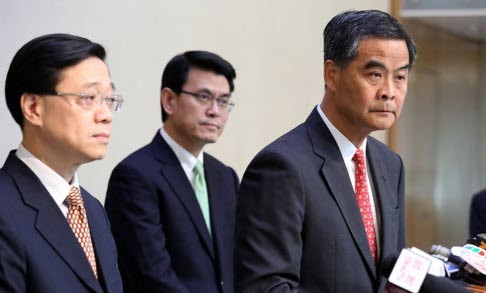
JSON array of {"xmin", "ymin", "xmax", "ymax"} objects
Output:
[
  {"xmin": 352, "ymin": 149, "xmax": 378, "ymax": 263},
  {"xmin": 66, "ymin": 186, "xmax": 98, "ymax": 278},
  {"xmin": 193, "ymin": 160, "xmax": 212, "ymax": 236}
]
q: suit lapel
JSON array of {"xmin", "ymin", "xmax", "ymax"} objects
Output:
[
  {"xmin": 3, "ymin": 152, "xmax": 101, "ymax": 292},
  {"xmin": 366, "ymin": 140, "xmax": 398, "ymax": 260},
  {"xmin": 151, "ymin": 134, "xmax": 216, "ymax": 260},
  {"xmin": 305, "ymin": 111, "xmax": 377, "ymax": 278},
  {"xmin": 204, "ymin": 155, "xmax": 228, "ymax": 277},
  {"xmin": 83, "ymin": 189, "xmax": 113, "ymax": 292}
]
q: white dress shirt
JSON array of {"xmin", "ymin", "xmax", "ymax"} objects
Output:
[
  {"xmin": 15, "ymin": 143, "xmax": 80, "ymax": 219},
  {"xmin": 160, "ymin": 127, "xmax": 204, "ymax": 188}
]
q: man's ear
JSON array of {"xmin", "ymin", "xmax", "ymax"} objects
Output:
[
  {"xmin": 324, "ymin": 60, "xmax": 339, "ymax": 92},
  {"xmin": 161, "ymin": 88, "xmax": 177, "ymax": 117},
  {"xmin": 20, "ymin": 93, "xmax": 43, "ymax": 127}
]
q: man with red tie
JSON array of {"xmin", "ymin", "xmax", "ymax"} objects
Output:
[{"xmin": 235, "ymin": 10, "xmax": 416, "ymax": 292}]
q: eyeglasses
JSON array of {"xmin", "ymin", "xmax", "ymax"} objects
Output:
[
  {"xmin": 180, "ymin": 90, "xmax": 235, "ymax": 112},
  {"xmin": 51, "ymin": 91, "xmax": 125, "ymax": 112}
]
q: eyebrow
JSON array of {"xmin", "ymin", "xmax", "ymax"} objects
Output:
[
  {"xmin": 83, "ymin": 81, "xmax": 116, "ymax": 91},
  {"xmin": 198, "ymin": 88, "xmax": 232, "ymax": 97},
  {"xmin": 364, "ymin": 60, "xmax": 411, "ymax": 72}
]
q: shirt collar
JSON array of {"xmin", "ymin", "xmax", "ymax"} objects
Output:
[
  {"xmin": 316, "ymin": 105, "xmax": 367, "ymax": 161},
  {"xmin": 15, "ymin": 143, "xmax": 80, "ymax": 208},
  {"xmin": 160, "ymin": 127, "xmax": 204, "ymax": 177}
]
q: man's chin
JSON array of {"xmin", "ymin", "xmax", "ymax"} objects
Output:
[
  {"xmin": 201, "ymin": 136, "xmax": 219, "ymax": 144},
  {"xmin": 203, "ymin": 130, "xmax": 222, "ymax": 141},
  {"xmin": 371, "ymin": 117, "xmax": 396, "ymax": 130},
  {"xmin": 85, "ymin": 150, "xmax": 107, "ymax": 162}
]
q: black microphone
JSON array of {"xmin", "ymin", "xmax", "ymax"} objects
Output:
[
  {"xmin": 380, "ymin": 252, "xmax": 469, "ymax": 293},
  {"xmin": 419, "ymin": 274, "xmax": 469, "ymax": 293}
]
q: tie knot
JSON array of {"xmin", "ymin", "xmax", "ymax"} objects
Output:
[
  {"xmin": 193, "ymin": 160, "xmax": 204, "ymax": 176},
  {"xmin": 352, "ymin": 148, "xmax": 365, "ymax": 164},
  {"xmin": 66, "ymin": 186, "xmax": 84, "ymax": 207}
]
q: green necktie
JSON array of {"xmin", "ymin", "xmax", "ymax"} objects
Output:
[{"xmin": 193, "ymin": 160, "xmax": 212, "ymax": 236}]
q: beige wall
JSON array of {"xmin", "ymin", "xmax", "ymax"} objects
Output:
[{"xmin": 0, "ymin": 0, "xmax": 389, "ymax": 202}]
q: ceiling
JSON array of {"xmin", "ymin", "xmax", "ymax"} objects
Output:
[
  {"xmin": 401, "ymin": 0, "xmax": 486, "ymax": 43},
  {"xmin": 403, "ymin": 15, "xmax": 486, "ymax": 43}
]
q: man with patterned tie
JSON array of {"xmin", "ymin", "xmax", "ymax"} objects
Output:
[
  {"xmin": 0, "ymin": 34, "xmax": 123, "ymax": 292},
  {"xmin": 234, "ymin": 10, "xmax": 416, "ymax": 292},
  {"xmin": 105, "ymin": 51, "xmax": 239, "ymax": 293}
]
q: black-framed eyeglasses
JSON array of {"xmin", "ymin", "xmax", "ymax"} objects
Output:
[
  {"xmin": 51, "ymin": 91, "xmax": 125, "ymax": 112},
  {"xmin": 180, "ymin": 90, "xmax": 235, "ymax": 112}
]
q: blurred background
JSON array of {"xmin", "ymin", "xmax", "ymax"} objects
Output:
[
  {"xmin": 0, "ymin": 0, "xmax": 484, "ymax": 251},
  {"xmin": 397, "ymin": 0, "xmax": 486, "ymax": 250}
]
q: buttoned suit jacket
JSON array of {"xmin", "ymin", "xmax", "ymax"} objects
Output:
[
  {"xmin": 105, "ymin": 132, "xmax": 239, "ymax": 293},
  {"xmin": 0, "ymin": 151, "xmax": 123, "ymax": 293},
  {"xmin": 234, "ymin": 109, "xmax": 405, "ymax": 292}
]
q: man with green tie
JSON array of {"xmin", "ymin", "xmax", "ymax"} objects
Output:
[{"xmin": 105, "ymin": 51, "xmax": 239, "ymax": 293}]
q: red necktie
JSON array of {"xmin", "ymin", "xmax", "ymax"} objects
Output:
[
  {"xmin": 352, "ymin": 149, "xmax": 377, "ymax": 263},
  {"xmin": 66, "ymin": 186, "xmax": 98, "ymax": 278}
]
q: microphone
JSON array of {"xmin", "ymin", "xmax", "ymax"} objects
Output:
[
  {"xmin": 467, "ymin": 233, "xmax": 486, "ymax": 249},
  {"xmin": 381, "ymin": 250, "xmax": 469, "ymax": 293},
  {"xmin": 430, "ymin": 244, "xmax": 486, "ymax": 286},
  {"xmin": 430, "ymin": 245, "xmax": 464, "ymax": 266},
  {"xmin": 381, "ymin": 253, "xmax": 408, "ymax": 293},
  {"xmin": 430, "ymin": 244, "xmax": 469, "ymax": 278},
  {"xmin": 419, "ymin": 274, "xmax": 469, "ymax": 293}
]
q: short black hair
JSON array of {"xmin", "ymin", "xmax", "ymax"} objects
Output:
[
  {"xmin": 5, "ymin": 33, "xmax": 106, "ymax": 127},
  {"xmin": 161, "ymin": 51, "xmax": 236, "ymax": 122},
  {"xmin": 323, "ymin": 10, "xmax": 416, "ymax": 69}
]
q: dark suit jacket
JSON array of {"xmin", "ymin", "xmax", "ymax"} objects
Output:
[
  {"xmin": 469, "ymin": 189, "xmax": 486, "ymax": 237},
  {"xmin": 105, "ymin": 132, "xmax": 239, "ymax": 293},
  {"xmin": 235, "ymin": 109, "xmax": 405, "ymax": 292},
  {"xmin": 0, "ymin": 151, "xmax": 123, "ymax": 293}
]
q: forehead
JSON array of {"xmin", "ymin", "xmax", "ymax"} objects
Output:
[
  {"xmin": 354, "ymin": 38, "xmax": 409, "ymax": 67},
  {"xmin": 56, "ymin": 57, "xmax": 112, "ymax": 90},
  {"xmin": 184, "ymin": 68, "xmax": 230, "ymax": 92}
]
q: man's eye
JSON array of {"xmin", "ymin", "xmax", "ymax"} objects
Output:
[
  {"xmin": 370, "ymin": 72, "xmax": 381, "ymax": 78},
  {"xmin": 105, "ymin": 97, "xmax": 116, "ymax": 104},
  {"xmin": 83, "ymin": 95, "xmax": 97, "ymax": 102},
  {"xmin": 217, "ymin": 99, "xmax": 229, "ymax": 106},
  {"xmin": 198, "ymin": 94, "xmax": 211, "ymax": 101}
]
